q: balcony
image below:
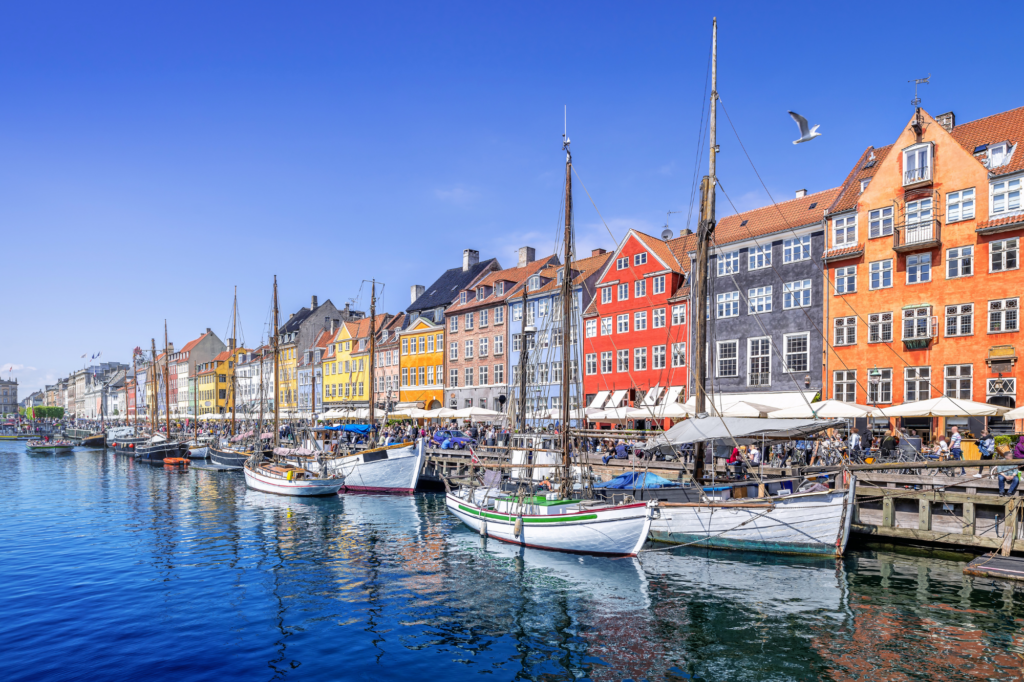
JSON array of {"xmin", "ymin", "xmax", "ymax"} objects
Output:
[
  {"xmin": 903, "ymin": 165, "xmax": 932, "ymax": 188},
  {"xmin": 748, "ymin": 372, "xmax": 771, "ymax": 387},
  {"xmin": 893, "ymin": 219, "xmax": 941, "ymax": 254}
]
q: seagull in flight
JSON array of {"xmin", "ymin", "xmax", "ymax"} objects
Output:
[{"xmin": 788, "ymin": 111, "xmax": 821, "ymax": 144}]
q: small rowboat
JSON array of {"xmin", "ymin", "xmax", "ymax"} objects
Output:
[
  {"xmin": 244, "ymin": 459, "xmax": 345, "ymax": 497},
  {"xmin": 80, "ymin": 433, "xmax": 106, "ymax": 448},
  {"xmin": 26, "ymin": 440, "xmax": 75, "ymax": 453},
  {"xmin": 163, "ymin": 457, "xmax": 190, "ymax": 467}
]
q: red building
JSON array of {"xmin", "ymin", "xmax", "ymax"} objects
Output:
[{"xmin": 582, "ymin": 229, "xmax": 695, "ymax": 428}]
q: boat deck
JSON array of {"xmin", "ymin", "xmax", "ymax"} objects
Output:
[{"xmin": 964, "ymin": 554, "xmax": 1024, "ymax": 582}]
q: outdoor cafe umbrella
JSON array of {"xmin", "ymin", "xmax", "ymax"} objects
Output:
[
  {"xmin": 452, "ymin": 406, "xmax": 503, "ymax": 421},
  {"xmin": 1000, "ymin": 406, "xmax": 1024, "ymax": 420},
  {"xmin": 872, "ymin": 396, "xmax": 1010, "ymax": 417},
  {"xmin": 625, "ymin": 403, "xmax": 692, "ymax": 420},
  {"xmin": 769, "ymin": 400, "xmax": 881, "ymax": 419}
]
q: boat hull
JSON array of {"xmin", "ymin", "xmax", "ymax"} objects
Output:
[
  {"xmin": 27, "ymin": 445, "xmax": 75, "ymax": 453},
  {"xmin": 136, "ymin": 441, "xmax": 182, "ymax": 463},
  {"xmin": 80, "ymin": 434, "xmax": 106, "ymax": 448},
  {"xmin": 318, "ymin": 441, "xmax": 425, "ymax": 493},
  {"xmin": 187, "ymin": 445, "xmax": 209, "ymax": 459},
  {"xmin": 209, "ymin": 445, "xmax": 250, "ymax": 469},
  {"xmin": 649, "ymin": 477, "xmax": 856, "ymax": 557},
  {"xmin": 446, "ymin": 492, "xmax": 654, "ymax": 557},
  {"xmin": 243, "ymin": 466, "xmax": 344, "ymax": 496}
]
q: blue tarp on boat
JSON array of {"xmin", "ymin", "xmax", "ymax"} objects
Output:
[
  {"xmin": 319, "ymin": 424, "xmax": 372, "ymax": 435},
  {"xmin": 594, "ymin": 472, "xmax": 679, "ymax": 489}
]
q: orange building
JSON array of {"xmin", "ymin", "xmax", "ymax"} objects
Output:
[
  {"xmin": 397, "ymin": 316, "xmax": 445, "ymax": 410},
  {"xmin": 823, "ymin": 106, "xmax": 1024, "ymax": 440}
]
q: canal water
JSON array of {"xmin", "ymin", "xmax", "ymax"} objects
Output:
[{"xmin": 3, "ymin": 442, "xmax": 1024, "ymax": 681}]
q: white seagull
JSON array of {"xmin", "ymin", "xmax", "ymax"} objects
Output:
[{"xmin": 788, "ymin": 111, "xmax": 821, "ymax": 144}]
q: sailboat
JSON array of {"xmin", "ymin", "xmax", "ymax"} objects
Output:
[
  {"xmin": 444, "ymin": 130, "xmax": 656, "ymax": 557},
  {"xmin": 644, "ymin": 18, "xmax": 857, "ymax": 557},
  {"xmin": 136, "ymin": 331, "xmax": 186, "ymax": 463},
  {"xmin": 210, "ymin": 287, "xmax": 260, "ymax": 469},
  {"xmin": 244, "ymin": 276, "xmax": 345, "ymax": 496}
]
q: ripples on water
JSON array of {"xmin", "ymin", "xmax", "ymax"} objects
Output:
[{"xmin": 2, "ymin": 443, "xmax": 1024, "ymax": 681}]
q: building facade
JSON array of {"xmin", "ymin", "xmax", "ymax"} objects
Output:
[
  {"xmin": 373, "ymin": 313, "xmax": 405, "ymax": 412},
  {"xmin": 1, "ymin": 378, "xmax": 17, "ymax": 416}
]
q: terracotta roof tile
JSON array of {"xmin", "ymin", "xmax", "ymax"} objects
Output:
[
  {"xmin": 446, "ymin": 255, "xmax": 560, "ymax": 312},
  {"xmin": 715, "ymin": 187, "xmax": 840, "ymax": 245},
  {"xmin": 632, "ymin": 231, "xmax": 683, "ymax": 271},
  {"xmin": 950, "ymin": 105, "xmax": 1024, "ymax": 177},
  {"xmin": 827, "ymin": 145, "xmax": 893, "ymax": 214},
  {"xmin": 529, "ymin": 251, "xmax": 612, "ymax": 296},
  {"xmin": 976, "ymin": 213, "xmax": 1024, "ymax": 234},
  {"xmin": 821, "ymin": 244, "xmax": 864, "ymax": 262},
  {"xmin": 178, "ymin": 332, "xmax": 209, "ymax": 355}
]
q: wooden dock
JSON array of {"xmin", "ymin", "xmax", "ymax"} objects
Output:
[{"xmin": 964, "ymin": 553, "xmax": 1024, "ymax": 582}]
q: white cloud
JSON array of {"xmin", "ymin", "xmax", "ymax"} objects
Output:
[
  {"xmin": 433, "ymin": 184, "xmax": 479, "ymax": 206},
  {"xmin": 0, "ymin": 363, "xmax": 36, "ymax": 372}
]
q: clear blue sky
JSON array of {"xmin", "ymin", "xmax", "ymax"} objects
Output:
[{"xmin": 3, "ymin": 1, "xmax": 1020, "ymax": 394}]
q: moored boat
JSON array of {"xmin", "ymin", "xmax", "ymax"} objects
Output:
[
  {"xmin": 136, "ymin": 435, "xmax": 182, "ymax": 463},
  {"xmin": 304, "ymin": 440, "xmax": 425, "ymax": 493},
  {"xmin": 26, "ymin": 440, "xmax": 75, "ymax": 453},
  {"xmin": 80, "ymin": 433, "xmax": 106, "ymax": 448},
  {"xmin": 243, "ymin": 458, "xmax": 345, "ymax": 496},
  {"xmin": 209, "ymin": 443, "xmax": 254, "ymax": 469}
]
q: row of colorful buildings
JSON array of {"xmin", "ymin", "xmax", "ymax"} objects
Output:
[{"xmin": 38, "ymin": 104, "xmax": 1024, "ymax": 442}]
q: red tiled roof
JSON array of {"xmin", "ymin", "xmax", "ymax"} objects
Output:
[
  {"xmin": 949, "ymin": 105, "xmax": 1024, "ymax": 177},
  {"xmin": 827, "ymin": 145, "xmax": 893, "ymax": 214},
  {"xmin": 715, "ymin": 187, "xmax": 841, "ymax": 244},
  {"xmin": 976, "ymin": 213, "xmax": 1024, "ymax": 233},
  {"xmin": 529, "ymin": 251, "xmax": 612, "ymax": 295},
  {"xmin": 178, "ymin": 332, "xmax": 209, "ymax": 355},
  {"xmin": 821, "ymin": 245, "xmax": 864, "ymax": 262},
  {"xmin": 446, "ymin": 255, "xmax": 560, "ymax": 311}
]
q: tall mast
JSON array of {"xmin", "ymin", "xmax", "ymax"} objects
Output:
[
  {"xmin": 230, "ymin": 285, "xmax": 237, "ymax": 438},
  {"xmin": 272, "ymin": 276, "xmax": 280, "ymax": 448},
  {"xmin": 164, "ymin": 321, "xmax": 172, "ymax": 438},
  {"xmin": 150, "ymin": 338, "xmax": 157, "ymax": 431},
  {"xmin": 692, "ymin": 17, "xmax": 717, "ymax": 486},
  {"xmin": 368, "ymin": 280, "xmax": 377, "ymax": 441},
  {"xmin": 132, "ymin": 353, "xmax": 137, "ymax": 431},
  {"xmin": 559, "ymin": 133, "xmax": 573, "ymax": 499},
  {"xmin": 517, "ymin": 286, "xmax": 530, "ymax": 436}
]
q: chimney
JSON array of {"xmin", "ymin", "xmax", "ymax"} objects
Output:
[
  {"xmin": 463, "ymin": 249, "xmax": 480, "ymax": 271},
  {"xmin": 324, "ymin": 316, "xmax": 330, "ymax": 330},
  {"xmin": 167, "ymin": 342, "xmax": 174, "ymax": 355},
  {"xmin": 681, "ymin": 228, "xmax": 693, "ymax": 236},
  {"xmin": 289, "ymin": 313, "xmax": 295, "ymax": 320},
  {"xmin": 795, "ymin": 189, "xmax": 807, "ymax": 199},
  {"xmin": 228, "ymin": 338, "xmax": 235, "ymax": 350},
  {"xmin": 411, "ymin": 284, "xmax": 424, "ymax": 304},
  {"xmin": 518, "ymin": 246, "xmax": 536, "ymax": 267},
  {"xmin": 332, "ymin": 318, "xmax": 339, "ymax": 332},
  {"xmin": 591, "ymin": 248, "xmax": 607, "ymax": 257},
  {"xmin": 935, "ymin": 111, "xmax": 955, "ymax": 133},
  {"xmin": 311, "ymin": 295, "xmax": 318, "ymax": 309},
  {"xmin": 205, "ymin": 327, "xmax": 211, "ymax": 334}
]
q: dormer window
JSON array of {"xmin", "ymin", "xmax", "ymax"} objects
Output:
[
  {"xmin": 557, "ymin": 271, "xmax": 564, "ymax": 285},
  {"xmin": 903, "ymin": 142, "xmax": 932, "ymax": 186},
  {"xmin": 460, "ymin": 291, "xmax": 467, "ymax": 304},
  {"xmin": 528, "ymin": 275, "xmax": 541, "ymax": 291},
  {"xmin": 988, "ymin": 143, "xmax": 1011, "ymax": 168},
  {"xmin": 381, "ymin": 330, "xmax": 388, "ymax": 341},
  {"xmin": 496, "ymin": 281, "xmax": 505, "ymax": 296},
  {"xmin": 477, "ymin": 287, "xmax": 485, "ymax": 299},
  {"xmin": 860, "ymin": 178, "xmax": 871, "ymax": 193}
]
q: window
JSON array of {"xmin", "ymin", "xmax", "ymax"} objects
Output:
[
  {"xmin": 601, "ymin": 351, "xmax": 613, "ymax": 373},
  {"xmin": 464, "ymin": 313, "xmax": 475, "ymax": 331},
  {"xmin": 538, "ymin": 299, "xmax": 548, "ymax": 317},
  {"xmin": 653, "ymin": 308, "xmax": 666, "ymax": 328},
  {"xmin": 946, "ymin": 189, "xmax": 975, "ymax": 222},
  {"xmin": 437, "ymin": 333, "xmax": 444, "ymax": 348},
  {"xmin": 479, "ymin": 337, "xmax": 489, "ymax": 356},
  {"xmin": 494, "ymin": 364, "xmax": 504, "ymax": 384},
  {"xmin": 833, "ymin": 215, "xmax": 857, "ymax": 246},
  {"xmin": 783, "ymin": 235, "xmax": 811, "ymax": 263},
  {"xmin": 835, "ymin": 266, "xmax": 856, "ymax": 294},
  {"xmin": 494, "ymin": 335, "xmax": 503, "ymax": 354},
  {"xmin": 427, "ymin": 366, "xmax": 434, "ymax": 385},
  {"xmin": 868, "ymin": 207, "xmax": 893, "ymax": 238},
  {"xmin": 601, "ymin": 317, "xmax": 612, "ymax": 335},
  {"xmin": 907, "ymin": 253, "xmax": 931, "ymax": 284},
  {"xmin": 449, "ymin": 369, "xmax": 458, "ymax": 387},
  {"xmin": 903, "ymin": 307, "xmax": 934, "ymax": 340},
  {"xmin": 551, "ymin": 328, "xmax": 562, "ymax": 348},
  {"xmin": 401, "ymin": 368, "xmax": 408, "ymax": 386},
  {"xmin": 652, "ymin": 345, "xmax": 666, "ymax": 370},
  {"xmin": 464, "ymin": 367, "xmax": 474, "ymax": 386},
  {"xmin": 834, "ymin": 370, "xmax": 857, "ymax": 402},
  {"xmin": 537, "ymin": 330, "xmax": 548, "ymax": 348},
  {"xmin": 671, "ymin": 305, "xmax": 686, "ymax": 325},
  {"xmin": 617, "ymin": 314, "xmax": 629, "ymax": 333},
  {"xmin": 512, "ymin": 303, "xmax": 522, "ymax": 321},
  {"xmin": 401, "ymin": 338, "xmax": 408, "ymax": 355},
  {"xmin": 779, "ymin": 332, "xmax": 809, "ymax": 373},
  {"xmin": 868, "ymin": 312, "xmax": 893, "ymax": 343},
  {"xmin": 449, "ymin": 342, "xmax": 458, "ymax": 361},
  {"xmin": 634, "ymin": 311, "xmax": 647, "ymax": 331},
  {"xmin": 989, "ymin": 298, "xmax": 1019, "ymax": 333},
  {"xmin": 905, "ymin": 198, "xmax": 933, "ymax": 241},
  {"xmin": 585, "ymin": 319, "xmax": 596, "ymax": 338},
  {"xmin": 946, "ymin": 246, "xmax": 973, "ymax": 279},
  {"xmin": 635, "ymin": 279, "xmax": 646, "ymax": 298},
  {"xmin": 479, "ymin": 309, "xmax": 489, "ymax": 327},
  {"xmin": 512, "ymin": 334, "xmax": 521, "ymax": 352},
  {"xmin": 616, "ymin": 256, "xmax": 628, "ymax": 270},
  {"xmin": 717, "ymin": 341, "xmax": 738, "ymax": 377},
  {"xmin": 834, "ymin": 317, "xmax": 856, "ymax": 346},
  {"xmin": 417, "ymin": 337, "xmax": 425, "ymax": 354},
  {"xmin": 990, "ymin": 238, "xmax": 1019, "ymax": 272},
  {"xmin": 748, "ymin": 338, "xmax": 771, "ymax": 386},
  {"xmin": 988, "ymin": 144, "xmax": 1012, "ymax": 168},
  {"xmin": 633, "ymin": 347, "xmax": 647, "ymax": 371},
  {"xmin": 617, "ymin": 349, "xmax": 629, "ymax": 372},
  {"xmin": 528, "ymin": 276, "xmax": 541, "ymax": 291},
  {"xmin": 944, "ymin": 364, "xmax": 972, "ymax": 400},
  {"xmin": 526, "ymin": 302, "xmax": 536, "ymax": 325},
  {"xmin": 634, "ymin": 252, "xmax": 647, "ymax": 266},
  {"xmin": 868, "ymin": 368, "xmax": 892, "ymax": 404},
  {"xmin": 585, "ymin": 353, "xmax": 597, "ymax": 375},
  {"xmin": 782, "ymin": 279, "xmax": 811, "ymax": 309},
  {"xmin": 459, "ymin": 291, "xmax": 467, "ymax": 304},
  {"xmin": 717, "ymin": 291, "xmax": 740, "ymax": 318},
  {"xmin": 449, "ymin": 316, "xmax": 458, "ymax": 333},
  {"xmin": 474, "ymin": 365, "xmax": 486, "ymax": 385},
  {"xmin": 861, "ymin": 178, "xmax": 871, "ymax": 193},
  {"xmin": 991, "ymin": 178, "xmax": 1022, "ymax": 215},
  {"xmin": 903, "ymin": 143, "xmax": 931, "ymax": 184},
  {"xmin": 617, "ymin": 284, "xmax": 628, "ymax": 301},
  {"xmin": 494, "ymin": 307, "xmax": 504, "ymax": 324},
  {"xmin": 748, "ymin": 244, "xmax": 772, "ymax": 270},
  {"xmin": 748, "ymin": 286, "xmax": 772, "ymax": 314},
  {"xmin": 671, "ymin": 342, "xmax": 686, "ymax": 367},
  {"xmin": 496, "ymin": 281, "xmax": 505, "ymax": 296},
  {"xmin": 600, "ymin": 287, "xmax": 612, "ymax": 304},
  {"xmin": 717, "ymin": 250, "xmax": 740, "ymax": 276},
  {"xmin": 988, "ymin": 377, "xmax": 1017, "ymax": 398},
  {"xmin": 652, "ymin": 275, "xmax": 666, "ymax": 294},
  {"xmin": 905, "ymin": 367, "xmax": 930, "ymax": 402}
]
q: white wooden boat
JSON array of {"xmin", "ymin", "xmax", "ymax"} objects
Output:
[
  {"xmin": 446, "ymin": 488, "xmax": 656, "ymax": 557},
  {"xmin": 26, "ymin": 440, "xmax": 75, "ymax": 453},
  {"xmin": 648, "ymin": 476, "xmax": 857, "ymax": 557},
  {"xmin": 308, "ymin": 440, "xmax": 425, "ymax": 493},
  {"xmin": 243, "ymin": 459, "xmax": 345, "ymax": 496}
]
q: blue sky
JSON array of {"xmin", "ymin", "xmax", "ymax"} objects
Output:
[{"xmin": 3, "ymin": 1, "xmax": 1021, "ymax": 394}]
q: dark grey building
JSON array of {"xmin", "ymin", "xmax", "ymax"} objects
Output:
[{"xmin": 691, "ymin": 188, "xmax": 840, "ymax": 406}]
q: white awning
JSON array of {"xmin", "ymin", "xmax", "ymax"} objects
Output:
[
  {"xmin": 660, "ymin": 386, "xmax": 684, "ymax": 406},
  {"xmin": 588, "ymin": 390, "xmax": 610, "ymax": 409},
  {"xmin": 683, "ymin": 391, "xmax": 818, "ymax": 415},
  {"xmin": 607, "ymin": 390, "xmax": 627, "ymax": 409},
  {"xmin": 641, "ymin": 385, "xmax": 663, "ymax": 406}
]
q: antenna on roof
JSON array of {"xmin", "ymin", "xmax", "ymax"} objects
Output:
[{"xmin": 909, "ymin": 75, "xmax": 930, "ymax": 107}]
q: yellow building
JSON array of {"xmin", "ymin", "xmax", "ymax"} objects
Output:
[
  {"xmin": 323, "ymin": 320, "xmax": 369, "ymax": 407},
  {"xmin": 278, "ymin": 340, "xmax": 298, "ymax": 414},
  {"xmin": 320, "ymin": 326, "xmax": 348, "ymax": 409},
  {"xmin": 196, "ymin": 348, "xmax": 248, "ymax": 415},
  {"xmin": 398, "ymin": 316, "xmax": 445, "ymax": 409},
  {"xmin": 346, "ymin": 315, "xmax": 389, "ymax": 409}
]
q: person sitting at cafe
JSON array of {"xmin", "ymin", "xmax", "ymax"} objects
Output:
[{"xmin": 995, "ymin": 462, "xmax": 1020, "ymax": 497}]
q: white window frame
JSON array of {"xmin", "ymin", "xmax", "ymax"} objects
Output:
[
  {"xmin": 904, "ymin": 366, "xmax": 931, "ymax": 402},
  {"xmin": 671, "ymin": 305, "xmax": 686, "ymax": 325},
  {"xmin": 585, "ymin": 319, "xmax": 596, "ymax": 338},
  {"xmin": 585, "ymin": 353, "xmax": 597, "ymax": 376},
  {"xmin": 868, "ymin": 207, "xmax": 893, "ymax": 238},
  {"xmin": 782, "ymin": 279, "xmax": 811, "ymax": 309},
  {"xmin": 652, "ymin": 275, "xmax": 665, "ymax": 295},
  {"xmin": 906, "ymin": 253, "xmax": 931, "ymax": 284},
  {"xmin": 616, "ymin": 256, "xmax": 628, "ymax": 270},
  {"xmin": 990, "ymin": 237, "xmax": 1019, "ymax": 273},
  {"xmin": 449, "ymin": 342, "xmax": 458, "ymax": 361},
  {"xmin": 635, "ymin": 279, "xmax": 646, "ymax": 298},
  {"xmin": 600, "ymin": 287, "xmax": 612, "ymax": 304},
  {"xmin": 634, "ymin": 311, "xmax": 647, "ymax": 331},
  {"xmin": 835, "ymin": 266, "xmax": 856, "ymax": 294},
  {"xmin": 834, "ymin": 316, "xmax": 857, "ymax": 346},
  {"xmin": 832, "ymin": 214, "xmax": 857, "ymax": 247},
  {"xmin": 834, "ymin": 370, "xmax": 857, "ymax": 403},
  {"xmin": 617, "ymin": 283, "xmax": 628, "ymax": 301},
  {"xmin": 716, "ymin": 340, "xmax": 738, "ymax": 378},
  {"xmin": 868, "ymin": 368, "xmax": 892, "ymax": 405},
  {"xmin": 946, "ymin": 246, "xmax": 973, "ymax": 279},
  {"xmin": 990, "ymin": 177, "xmax": 1022, "ymax": 216},
  {"xmin": 616, "ymin": 314, "xmax": 629, "ymax": 333},
  {"xmin": 868, "ymin": 312, "xmax": 893, "ymax": 343},
  {"xmin": 902, "ymin": 142, "xmax": 932, "ymax": 185},
  {"xmin": 748, "ymin": 244, "xmax": 772, "ymax": 271},
  {"xmin": 671, "ymin": 342, "xmax": 686, "ymax": 368},
  {"xmin": 652, "ymin": 307, "xmax": 666, "ymax": 328},
  {"xmin": 747, "ymin": 337, "xmax": 771, "ymax": 387},
  {"xmin": 717, "ymin": 250, "xmax": 739, "ymax": 277},
  {"xmin": 944, "ymin": 364, "xmax": 973, "ymax": 400},
  {"xmin": 652, "ymin": 345, "xmax": 666, "ymax": 370},
  {"xmin": 634, "ymin": 252, "xmax": 647, "ymax": 266},
  {"xmin": 944, "ymin": 304, "xmax": 973, "ymax": 338},
  {"xmin": 987, "ymin": 377, "xmax": 1017, "ymax": 398},
  {"xmin": 783, "ymin": 332, "xmax": 809, "ymax": 373},
  {"xmin": 616, "ymin": 349, "xmax": 629, "ymax": 373},
  {"xmin": 902, "ymin": 306, "xmax": 935, "ymax": 340},
  {"xmin": 747, "ymin": 286, "xmax": 772, "ymax": 314},
  {"xmin": 988, "ymin": 297, "xmax": 1020, "ymax": 333},
  {"xmin": 717, "ymin": 291, "xmax": 740, "ymax": 319},
  {"xmin": 600, "ymin": 351, "xmax": 613, "ymax": 373},
  {"xmin": 946, "ymin": 188, "xmax": 975, "ymax": 223},
  {"xmin": 869, "ymin": 259, "xmax": 893, "ymax": 290},
  {"xmin": 600, "ymin": 317, "xmax": 612, "ymax": 335},
  {"xmin": 783, "ymin": 235, "xmax": 811, "ymax": 263}
]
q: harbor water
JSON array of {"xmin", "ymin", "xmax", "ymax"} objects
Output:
[{"xmin": 4, "ymin": 442, "xmax": 1024, "ymax": 681}]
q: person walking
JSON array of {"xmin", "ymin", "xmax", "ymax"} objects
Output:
[
  {"xmin": 848, "ymin": 428, "xmax": 862, "ymax": 462},
  {"xmin": 949, "ymin": 426, "xmax": 965, "ymax": 476}
]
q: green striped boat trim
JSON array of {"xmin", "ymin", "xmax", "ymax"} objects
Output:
[{"xmin": 457, "ymin": 505, "xmax": 598, "ymax": 524}]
